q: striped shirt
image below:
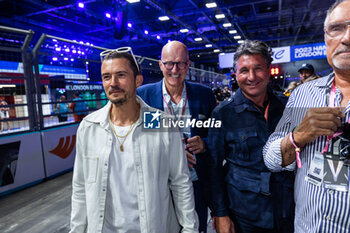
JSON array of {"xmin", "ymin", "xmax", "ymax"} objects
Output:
[{"xmin": 263, "ymin": 73, "xmax": 350, "ymax": 233}]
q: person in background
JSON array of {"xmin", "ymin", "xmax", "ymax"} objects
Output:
[
  {"xmin": 70, "ymin": 48, "xmax": 198, "ymax": 232},
  {"xmin": 214, "ymin": 87, "xmax": 225, "ymax": 104},
  {"xmin": 208, "ymin": 40, "xmax": 294, "ymax": 233},
  {"xmin": 283, "ymin": 81, "xmax": 298, "ymax": 97},
  {"xmin": 56, "ymin": 95, "xmax": 69, "ymax": 122},
  {"xmin": 284, "ymin": 64, "xmax": 320, "ymax": 96},
  {"xmin": 264, "ymin": 0, "xmax": 350, "ymax": 232},
  {"xmin": 297, "ymin": 63, "xmax": 320, "ymax": 84},
  {"xmin": 230, "ymin": 75, "xmax": 239, "ymax": 94},
  {"xmin": 0, "ymin": 99, "xmax": 11, "ymax": 132},
  {"xmin": 222, "ymin": 86, "xmax": 232, "ymax": 100},
  {"xmin": 70, "ymin": 92, "xmax": 88, "ymax": 122},
  {"xmin": 137, "ymin": 40, "xmax": 216, "ymax": 233}
]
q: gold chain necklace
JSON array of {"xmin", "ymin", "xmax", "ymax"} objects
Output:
[{"xmin": 109, "ymin": 117, "xmax": 138, "ymax": 152}]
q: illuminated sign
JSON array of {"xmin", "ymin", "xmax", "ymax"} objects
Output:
[
  {"xmin": 272, "ymin": 46, "xmax": 290, "ymax": 64},
  {"xmin": 291, "ymin": 42, "xmax": 326, "ymax": 61},
  {"xmin": 270, "ymin": 67, "xmax": 280, "ymax": 75},
  {"xmin": 65, "ymin": 84, "xmax": 103, "ymax": 91},
  {"xmin": 218, "ymin": 42, "xmax": 327, "ymax": 69}
]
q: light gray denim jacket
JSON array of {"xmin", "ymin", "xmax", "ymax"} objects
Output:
[{"xmin": 70, "ymin": 96, "xmax": 198, "ymax": 233}]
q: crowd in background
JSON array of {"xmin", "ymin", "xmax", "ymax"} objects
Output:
[
  {"xmin": 212, "ymin": 62, "xmax": 321, "ymax": 105},
  {"xmin": 54, "ymin": 92, "xmax": 89, "ymax": 123}
]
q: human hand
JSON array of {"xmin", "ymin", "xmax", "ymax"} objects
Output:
[
  {"xmin": 215, "ymin": 216, "xmax": 235, "ymax": 233},
  {"xmin": 293, "ymin": 107, "xmax": 343, "ymax": 146},
  {"xmin": 186, "ymin": 136, "xmax": 205, "ymax": 154},
  {"xmin": 185, "ymin": 150, "xmax": 196, "ymax": 168}
]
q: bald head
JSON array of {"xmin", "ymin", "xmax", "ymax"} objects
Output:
[
  {"xmin": 161, "ymin": 41, "xmax": 189, "ymax": 60},
  {"xmin": 159, "ymin": 41, "xmax": 190, "ymax": 90}
]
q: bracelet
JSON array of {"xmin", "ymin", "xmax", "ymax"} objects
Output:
[{"xmin": 289, "ymin": 130, "xmax": 302, "ymax": 168}]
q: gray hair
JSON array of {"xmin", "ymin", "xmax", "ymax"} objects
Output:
[
  {"xmin": 324, "ymin": 0, "xmax": 346, "ymax": 28},
  {"xmin": 233, "ymin": 40, "xmax": 273, "ymax": 70}
]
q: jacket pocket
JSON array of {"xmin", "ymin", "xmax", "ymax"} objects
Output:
[
  {"xmin": 225, "ymin": 169, "xmax": 260, "ymax": 193},
  {"xmin": 224, "ymin": 169, "xmax": 272, "ymax": 222},
  {"xmin": 83, "ymin": 157, "xmax": 98, "ymax": 183},
  {"xmin": 226, "ymin": 127, "xmax": 258, "ymax": 161}
]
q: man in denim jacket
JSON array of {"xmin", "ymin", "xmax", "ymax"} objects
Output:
[
  {"xmin": 207, "ymin": 40, "xmax": 294, "ymax": 233},
  {"xmin": 70, "ymin": 48, "xmax": 198, "ymax": 233}
]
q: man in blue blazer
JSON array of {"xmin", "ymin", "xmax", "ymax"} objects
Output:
[{"xmin": 137, "ymin": 41, "xmax": 216, "ymax": 233}]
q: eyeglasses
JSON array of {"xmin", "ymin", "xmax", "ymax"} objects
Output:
[
  {"xmin": 100, "ymin": 47, "xmax": 140, "ymax": 72},
  {"xmin": 325, "ymin": 20, "xmax": 350, "ymax": 38},
  {"xmin": 161, "ymin": 61, "xmax": 188, "ymax": 70}
]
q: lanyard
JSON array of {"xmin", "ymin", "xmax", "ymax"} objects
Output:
[
  {"xmin": 264, "ymin": 102, "xmax": 270, "ymax": 121},
  {"xmin": 254, "ymin": 101, "xmax": 270, "ymax": 121},
  {"xmin": 162, "ymin": 91, "xmax": 188, "ymax": 121},
  {"xmin": 322, "ymin": 81, "xmax": 349, "ymax": 154}
]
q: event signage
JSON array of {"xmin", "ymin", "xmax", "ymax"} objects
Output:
[
  {"xmin": 0, "ymin": 60, "xmax": 87, "ymax": 80},
  {"xmin": 291, "ymin": 42, "xmax": 327, "ymax": 61},
  {"xmin": 218, "ymin": 42, "xmax": 327, "ymax": 69},
  {"xmin": 41, "ymin": 125, "xmax": 79, "ymax": 177},
  {"xmin": 65, "ymin": 84, "xmax": 103, "ymax": 91},
  {"xmin": 272, "ymin": 46, "xmax": 290, "ymax": 64}
]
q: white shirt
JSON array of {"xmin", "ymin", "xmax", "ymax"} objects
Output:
[
  {"xmin": 162, "ymin": 79, "xmax": 198, "ymax": 181},
  {"xmin": 264, "ymin": 74, "xmax": 350, "ymax": 233},
  {"xmin": 103, "ymin": 123, "xmax": 140, "ymax": 233}
]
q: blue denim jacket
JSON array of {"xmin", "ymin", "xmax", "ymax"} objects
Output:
[{"xmin": 208, "ymin": 88, "xmax": 294, "ymax": 230}]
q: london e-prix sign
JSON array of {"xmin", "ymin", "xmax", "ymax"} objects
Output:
[
  {"xmin": 218, "ymin": 42, "xmax": 327, "ymax": 69},
  {"xmin": 291, "ymin": 42, "xmax": 327, "ymax": 61}
]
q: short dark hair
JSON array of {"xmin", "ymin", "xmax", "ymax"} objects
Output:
[
  {"xmin": 233, "ymin": 40, "xmax": 273, "ymax": 70},
  {"xmin": 102, "ymin": 52, "xmax": 141, "ymax": 78}
]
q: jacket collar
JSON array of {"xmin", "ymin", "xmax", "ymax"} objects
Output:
[
  {"xmin": 84, "ymin": 96, "xmax": 152, "ymax": 129},
  {"xmin": 233, "ymin": 89, "xmax": 259, "ymax": 113},
  {"xmin": 233, "ymin": 87, "xmax": 279, "ymax": 114},
  {"xmin": 314, "ymin": 72, "xmax": 334, "ymax": 88},
  {"xmin": 161, "ymin": 79, "xmax": 196, "ymax": 117},
  {"xmin": 153, "ymin": 80, "xmax": 164, "ymax": 110}
]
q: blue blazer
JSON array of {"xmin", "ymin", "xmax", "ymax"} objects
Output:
[
  {"xmin": 137, "ymin": 80, "xmax": 216, "ymax": 141},
  {"xmin": 137, "ymin": 79, "xmax": 216, "ymax": 188}
]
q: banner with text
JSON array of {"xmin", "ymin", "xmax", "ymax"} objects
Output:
[
  {"xmin": 291, "ymin": 42, "xmax": 327, "ymax": 61},
  {"xmin": 218, "ymin": 42, "xmax": 327, "ymax": 69}
]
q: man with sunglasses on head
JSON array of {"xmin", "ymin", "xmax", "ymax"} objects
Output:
[
  {"xmin": 137, "ymin": 41, "xmax": 216, "ymax": 233},
  {"xmin": 264, "ymin": 0, "xmax": 350, "ymax": 232},
  {"xmin": 70, "ymin": 47, "xmax": 198, "ymax": 233}
]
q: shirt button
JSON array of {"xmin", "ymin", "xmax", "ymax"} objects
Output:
[
  {"xmin": 241, "ymin": 136, "xmax": 245, "ymax": 140},
  {"xmin": 105, "ymin": 163, "xmax": 108, "ymax": 166},
  {"xmin": 326, "ymin": 216, "xmax": 331, "ymax": 221},
  {"xmin": 100, "ymin": 215, "xmax": 103, "ymax": 218},
  {"xmin": 328, "ymin": 190, "xmax": 334, "ymax": 195},
  {"xmin": 103, "ymin": 189, "xmax": 106, "ymax": 191}
]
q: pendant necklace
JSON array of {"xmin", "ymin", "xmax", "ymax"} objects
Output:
[{"xmin": 110, "ymin": 117, "xmax": 138, "ymax": 152}]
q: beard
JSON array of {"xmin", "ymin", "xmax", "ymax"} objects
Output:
[
  {"xmin": 110, "ymin": 95, "xmax": 127, "ymax": 106},
  {"xmin": 332, "ymin": 56, "xmax": 350, "ymax": 70},
  {"xmin": 332, "ymin": 46, "xmax": 350, "ymax": 70},
  {"xmin": 108, "ymin": 87, "xmax": 128, "ymax": 106}
]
